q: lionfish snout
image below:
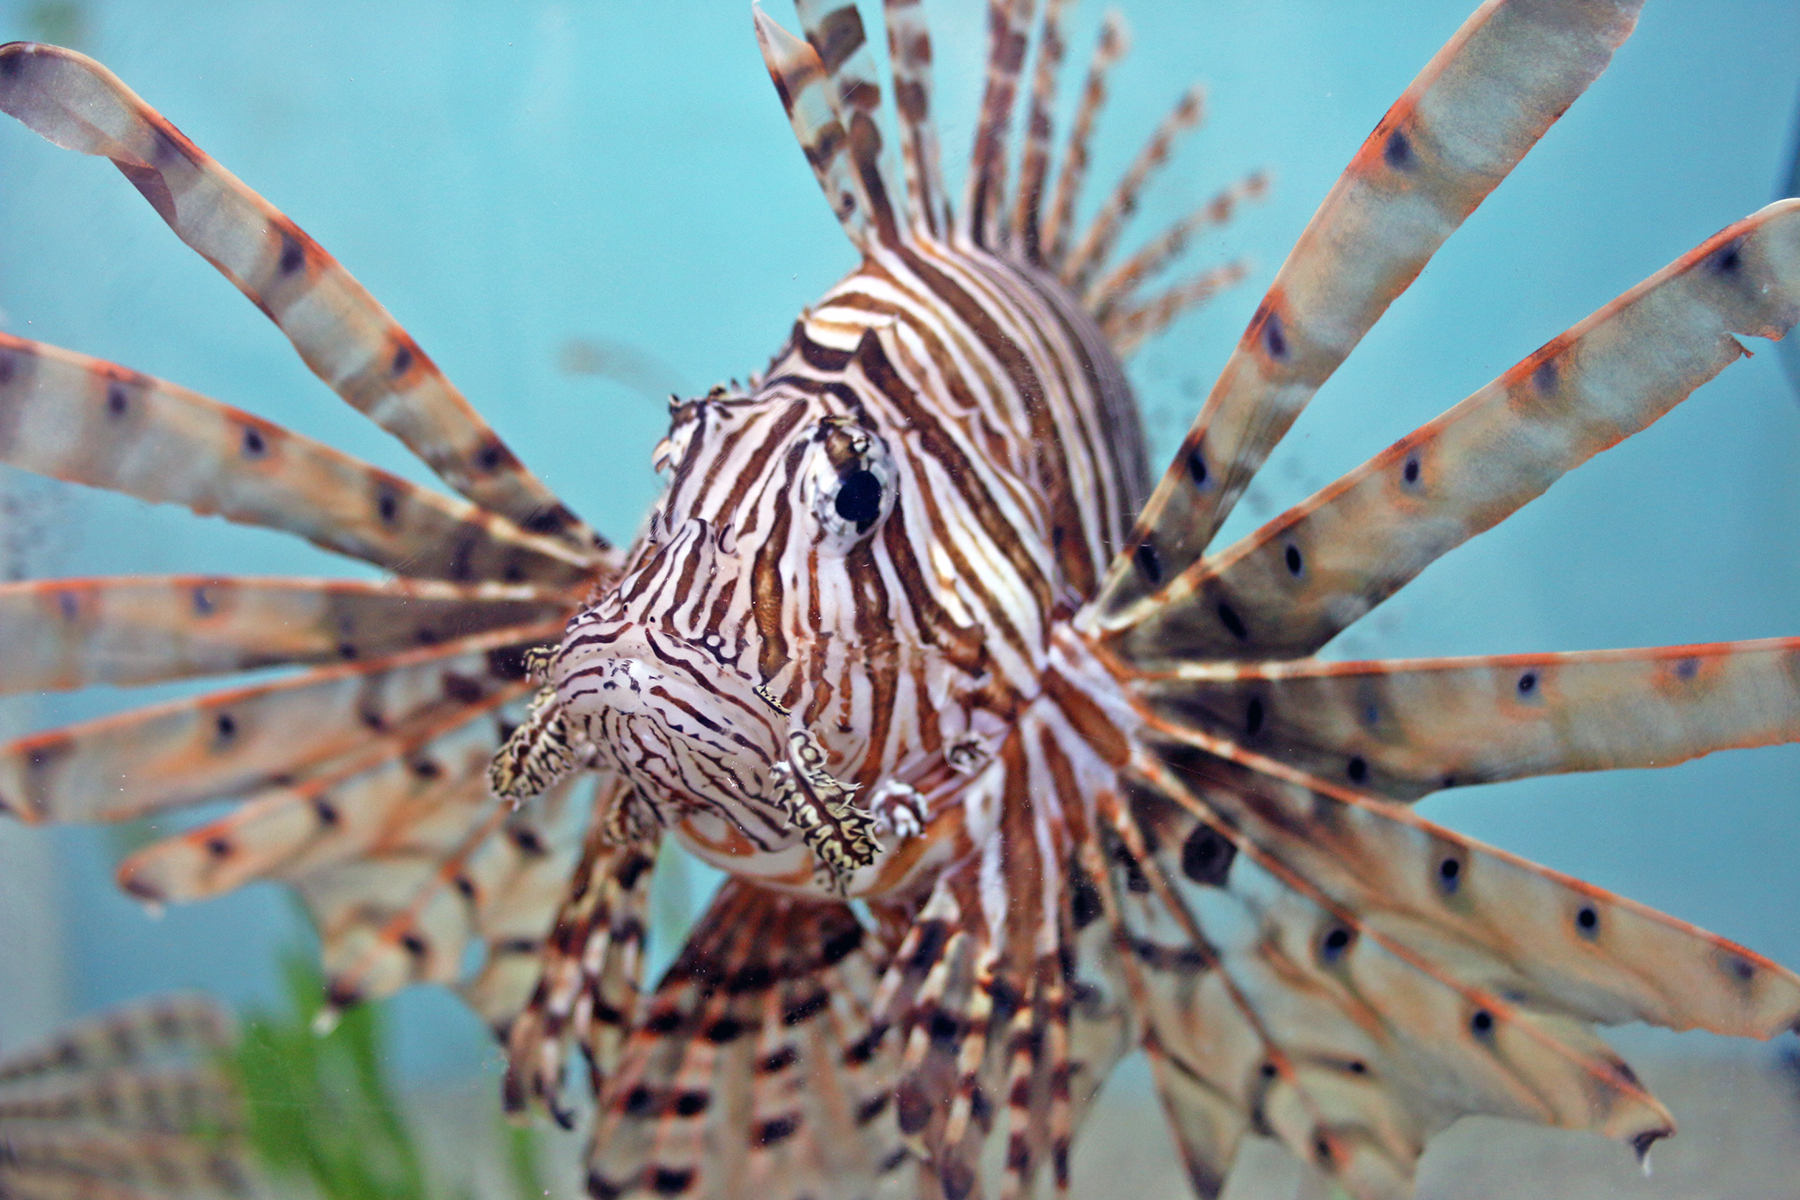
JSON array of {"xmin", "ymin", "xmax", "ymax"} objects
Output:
[
  {"xmin": 550, "ymin": 612, "xmax": 883, "ymax": 894},
  {"xmin": 553, "ymin": 616, "xmax": 788, "ymax": 812}
]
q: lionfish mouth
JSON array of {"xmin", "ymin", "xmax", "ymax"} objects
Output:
[{"xmin": 555, "ymin": 624, "xmax": 881, "ymax": 892}]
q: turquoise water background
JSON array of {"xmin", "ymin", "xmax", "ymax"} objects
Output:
[{"xmin": 1, "ymin": 0, "xmax": 1798, "ymax": 1102}]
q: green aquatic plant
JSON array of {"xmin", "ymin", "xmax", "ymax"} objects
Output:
[{"xmin": 230, "ymin": 951, "xmax": 545, "ymax": 1200}]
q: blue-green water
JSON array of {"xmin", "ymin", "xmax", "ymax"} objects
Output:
[{"xmin": 1, "ymin": 0, "xmax": 1798, "ymax": 1175}]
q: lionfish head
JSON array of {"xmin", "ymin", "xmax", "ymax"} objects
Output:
[{"xmin": 549, "ymin": 384, "xmax": 906, "ymax": 889}]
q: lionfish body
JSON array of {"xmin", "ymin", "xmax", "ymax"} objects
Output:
[
  {"xmin": 538, "ymin": 171, "xmax": 1151, "ymax": 902},
  {"xmin": 4, "ymin": 2, "xmax": 1800, "ymax": 1198}
]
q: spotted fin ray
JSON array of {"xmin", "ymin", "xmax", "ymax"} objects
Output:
[
  {"xmin": 1127, "ymin": 638, "xmax": 1800, "ymax": 802},
  {"xmin": 303, "ymin": 775, "xmax": 593, "ymax": 1025},
  {"xmin": 0, "ymin": 42, "xmax": 601, "ymax": 556},
  {"xmin": 1090, "ymin": 0, "xmax": 1647, "ymax": 626},
  {"xmin": 0, "ymin": 624, "xmax": 555, "ymax": 824},
  {"xmin": 1111, "ymin": 201, "xmax": 1800, "ymax": 657},
  {"xmin": 0, "ymin": 335, "xmax": 594, "ymax": 587},
  {"xmin": 1102, "ymin": 759, "xmax": 1714, "ymax": 1200},
  {"xmin": 0, "ymin": 575, "xmax": 566, "ymax": 693},
  {"xmin": 115, "ymin": 693, "xmax": 517, "ymax": 904}
]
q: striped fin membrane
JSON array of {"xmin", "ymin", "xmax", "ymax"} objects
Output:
[
  {"xmin": 0, "ymin": 996, "xmax": 261, "ymax": 1200},
  {"xmin": 793, "ymin": 0, "xmax": 907, "ymax": 241},
  {"xmin": 880, "ymin": 0, "xmax": 953, "ymax": 239},
  {"xmin": 867, "ymin": 730, "xmax": 1140, "ymax": 1200},
  {"xmin": 583, "ymin": 879, "xmax": 910, "ymax": 1200},
  {"xmin": 0, "ymin": 42, "xmax": 603, "ymax": 557},
  {"xmin": 758, "ymin": 0, "xmax": 1259, "ymax": 348},
  {"xmin": 755, "ymin": 6, "xmax": 893, "ymax": 249}
]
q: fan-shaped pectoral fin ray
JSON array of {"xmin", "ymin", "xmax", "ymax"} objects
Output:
[
  {"xmin": 0, "ymin": 335, "xmax": 596, "ymax": 588},
  {"xmin": 1086, "ymin": 0, "xmax": 1646, "ymax": 629},
  {"xmin": 114, "ymin": 686, "xmax": 521, "ymax": 905},
  {"xmin": 0, "ymin": 622, "xmax": 558, "ymax": 825},
  {"xmin": 1110, "ymin": 760, "xmax": 1694, "ymax": 1199},
  {"xmin": 1069, "ymin": 820, "xmax": 1252, "ymax": 1199},
  {"xmin": 453, "ymin": 778, "xmax": 605, "ymax": 1033},
  {"xmin": 1128, "ymin": 638, "xmax": 1800, "ymax": 803},
  {"xmin": 586, "ymin": 878, "xmax": 911, "ymax": 1200},
  {"xmin": 755, "ymin": 7, "xmax": 884, "ymax": 251},
  {"xmin": 1113, "ymin": 200, "xmax": 1800, "ymax": 658},
  {"xmin": 0, "ymin": 575, "xmax": 570, "ymax": 694},
  {"xmin": 0, "ymin": 996, "xmax": 260, "ymax": 1200},
  {"xmin": 1094, "ymin": 787, "xmax": 1428, "ymax": 1199},
  {"xmin": 301, "ymin": 774, "xmax": 593, "ymax": 1025},
  {"xmin": 1126, "ymin": 724, "xmax": 1800, "ymax": 1041},
  {"xmin": 0, "ymin": 42, "xmax": 601, "ymax": 555},
  {"xmin": 0, "ymin": 996, "xmax": 235, "ymax": 1085}
]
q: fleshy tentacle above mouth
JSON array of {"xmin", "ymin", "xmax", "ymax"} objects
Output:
[
  {"xmin": 489, "ymin": 647, "xmax": 589, "ymax": 806},
  {"xmin": 770, "ymin": 728, "xmax": 882, "ymax": 894}
]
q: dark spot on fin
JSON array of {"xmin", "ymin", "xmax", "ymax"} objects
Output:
[
  {"xmin": 1216, "ymin": 601, "xmax": 1247, "ymax": 641},
  {"xmin": 278, "ymin": 233, "xmax": 305, "ymax": 275},
  {"xmin": 1186, "ymin": 442, "xmax": 1209, "ymax": 487},
  {"xmin": 1180, "ymin": 824, "xmax": 1235, "ymax": 887},
  {"xmin": 1134, "ymin": 540, "xmax": 1162, "ymax": 586}
]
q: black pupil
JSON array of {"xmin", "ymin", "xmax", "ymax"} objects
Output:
[{"xmin": 834, "ymin": 468, "xmax": 883, "ymax": 532}]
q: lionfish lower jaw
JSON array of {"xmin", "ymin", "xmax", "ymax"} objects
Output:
[{"xmin": 769, "ymin": 726, "xmax": 882, "ymax": 895}]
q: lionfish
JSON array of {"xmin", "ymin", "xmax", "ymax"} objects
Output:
[
  {"xmin": 0, "ymin": 996, "xmax": 260, "ymax": 1200},
  {"xmin": 1, "ymin": 0, "xmax": 1798, "ymax": 1197}
]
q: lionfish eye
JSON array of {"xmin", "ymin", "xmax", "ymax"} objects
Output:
[
  {"xmin": 806, "ymin": 419, "xmax": 894, "ymax": 547},
  {"xmin": 834, "ymin": 469, "xmax": 883, "ymax": 532}
]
